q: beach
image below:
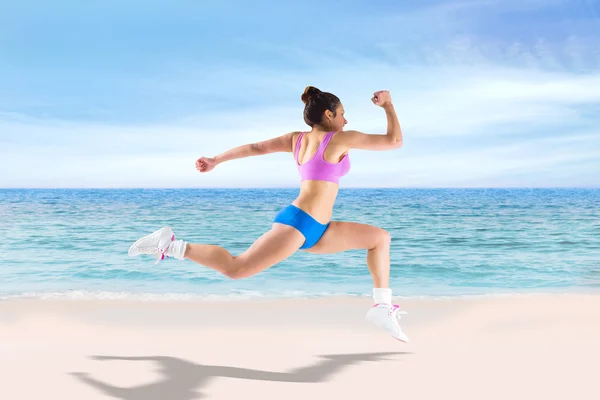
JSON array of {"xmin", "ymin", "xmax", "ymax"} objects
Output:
[
  {"xmin": 2, "ymin": 189, "xmax": 599, "ymax": 398},
  {"xmin": 4, "ymin": 0, "xmax": 600, "ymax": 398},
  {"xmin": 1, "ymin": 294, "xmax": 598, "ymax": 400}
]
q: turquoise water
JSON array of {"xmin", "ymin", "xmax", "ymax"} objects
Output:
[{"xmin": 1, "ymin": 188, "xmax": 599, "ymax": 300}]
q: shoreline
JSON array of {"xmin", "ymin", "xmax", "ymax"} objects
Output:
[{"xmin": 1, "ymin": 288, "xmax": 597, "ymax": 302}]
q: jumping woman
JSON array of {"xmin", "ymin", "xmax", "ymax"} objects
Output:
[{"xmin": 128, "ymin": 86, "xmax": 408, "ymax": 342}]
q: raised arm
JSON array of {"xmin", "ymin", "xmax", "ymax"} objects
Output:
[{"xmin": 343, "ymin": 91, "xmax": 403, "ymax": 151}]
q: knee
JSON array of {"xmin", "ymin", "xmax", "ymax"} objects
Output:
[
  {"xmin": 223, "ymin": 266, "xmax": 247, "ymax": 280},
  {"xmin": 223, "ymin": 269, "xmax": 241, "ymax": 280},
  {"xmin": 223, "ymin": 257, "xmax": 251, "ymax": 280},
  {"xmin": 378, "ymin": 229, "xmax": 391, "ymax": 246},
  {"xmin": 368, "ymin": 228, "xmax": 391, "ymax": 250}
]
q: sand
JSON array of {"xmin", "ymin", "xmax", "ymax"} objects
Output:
[{"xmin": 1, "ymin": 294, "xmax": 598, "ymax": 399}]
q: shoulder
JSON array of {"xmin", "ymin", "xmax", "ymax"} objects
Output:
[
  {"xmin": 330, "ymin": 130, "xmax": 353, "ymax": 146},
  {"xmin": 335, "ymin": 130, "xmax": 358, "ymax": 140},
  {"xmin": 291, "ymin": 131, "xmax": 303, "ymax": 141}
]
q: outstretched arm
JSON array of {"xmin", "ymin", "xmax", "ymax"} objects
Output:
[
  {"xmin": 214, "ymin": 143, "xmax": 261, "ymax": 165},
  {"xmin": 216, "ymin": 131, "xmax": 296, "ymax": 163},
  {"xmin": 197, "ymin": 132, "xmax": 296, "ymax": 173}
]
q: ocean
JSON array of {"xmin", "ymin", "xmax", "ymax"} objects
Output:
[{"xmin": 1, "ymin": 188, "xmax": 599, "ymax": 300}]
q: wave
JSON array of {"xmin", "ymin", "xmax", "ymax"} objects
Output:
[{"xmin": 1, "ymin": 289, "xmax": 595, "ymax": 302}]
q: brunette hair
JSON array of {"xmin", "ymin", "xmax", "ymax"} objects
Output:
[{"xmin": 301, "ymin": 86, "xmax": 340, "ymax": 127}]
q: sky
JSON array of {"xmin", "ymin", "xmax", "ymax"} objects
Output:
[{"xmin": 1, "ymin": 0, "xmax": 599, "ymax": 188}]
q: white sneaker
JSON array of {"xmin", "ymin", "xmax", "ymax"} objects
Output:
[
  {"xmin": 366, "ymin": 303, "xmax": 409, "ymax": 342},
  {"xmin": 128, "ymin": 226, "xmax": 175, "ymax": 264}
]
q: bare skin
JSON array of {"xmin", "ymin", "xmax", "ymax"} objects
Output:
[{"xmin": 189, "ymin": 90, "xmax": 403, "ymax": 287}]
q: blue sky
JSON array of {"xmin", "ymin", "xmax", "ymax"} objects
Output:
[{"xmin": 1, "ymin": 0, "xmax": 599, "ymax": 188}]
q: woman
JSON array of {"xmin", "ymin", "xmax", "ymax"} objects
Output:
[{"xmin": 128, "ymin": 86, "xmax": 408, "ymax": 342}]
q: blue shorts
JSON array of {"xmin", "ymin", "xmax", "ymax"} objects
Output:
[{"xmin": 273, "ymin": 204, "xmax": 330, "ymax": 249}]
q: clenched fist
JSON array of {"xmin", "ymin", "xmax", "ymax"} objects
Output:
[
  {"xmin": 195, "ymin": 157, "xmax": 217, "ymax": 173},
  {"xmin": 371, "ymin": 90, "xmax": 393, "ymax": 107}
]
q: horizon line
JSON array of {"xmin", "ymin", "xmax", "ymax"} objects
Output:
[{"xmin": 1, "ymin": 186, "xmax": 599, "ymax": 190}]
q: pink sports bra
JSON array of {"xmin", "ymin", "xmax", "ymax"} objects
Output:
[{"xmin": 294, "ymin": 131, "xmax": 351, "ymax": 184}]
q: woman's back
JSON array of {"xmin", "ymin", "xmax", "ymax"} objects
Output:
[{"xmin": 291, "ymin": 130, "xmax": 350, "ymax": 224}]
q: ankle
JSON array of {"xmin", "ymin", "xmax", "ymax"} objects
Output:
[
  {"xmin": 166, "ymin": 239, "xmax": 187, "ymax": 260},
  {"xmin": 373, "ymin": 287, "xmax": 392, "ymax": 305}
]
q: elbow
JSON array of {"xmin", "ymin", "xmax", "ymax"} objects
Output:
[
  {"xmin": 386, "ymin": 131, "xmax": 402, "ymax": 148},
  {"xmin": 390, "ymin": 139, "xmax": 403, "ymax": 149}
]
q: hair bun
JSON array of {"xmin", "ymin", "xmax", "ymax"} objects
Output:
[{"xmin": 301, "ymin": 86, "xmax": 321, "ymax": 104}]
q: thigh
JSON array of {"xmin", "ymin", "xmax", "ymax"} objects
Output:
[
  {"xmin": 234, "ymin": 223, "xmax": 306, "ymax": 276},
  {"xmin": 302, "ymin": 221, "xmax": 389, "ymax": 254}
]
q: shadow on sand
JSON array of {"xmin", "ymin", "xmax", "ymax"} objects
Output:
[{"xmin": 70, "ymin": 352, "xmax": 410, "ymax": 399}]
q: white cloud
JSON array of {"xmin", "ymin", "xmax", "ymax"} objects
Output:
[
  {"xmin": 390, "ymin": 132, "xmax": 600, "ymax": 188},
  {"xmin": 2, "ymin": 3, "xmax": 599, "ymax": 188}
]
